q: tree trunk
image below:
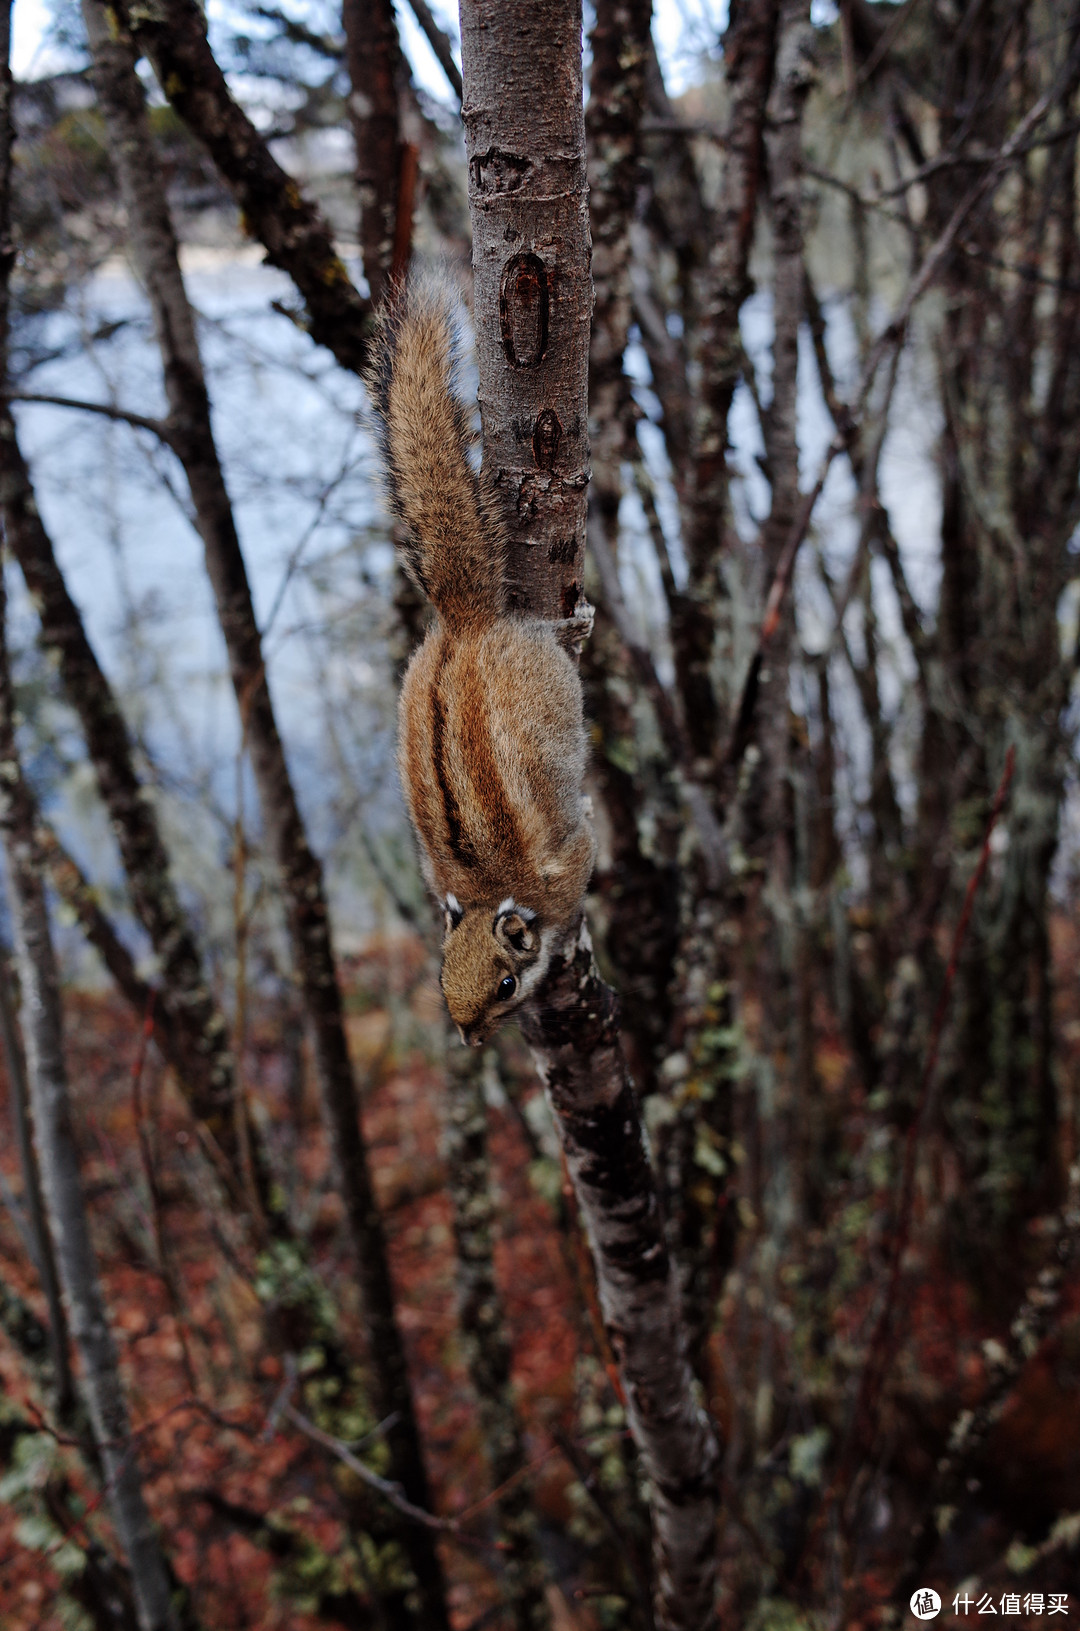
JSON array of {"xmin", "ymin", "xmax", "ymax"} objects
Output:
[
  {"xmin": 459, "ymin": 6, "xmax": 721, "ymax": 1622},
  {"xmin": 674, "ymin": 0, "xmax": 779, "ymax": 762},
  {"xmin": 444, "ymin": 1043, "xmax": 551, "ymax": 1631},
  {"xmin": 0, "ymin": 415, "xmax": 247, "ymax": 1165},
  {"xmin": 342, "ymin": 0, "xmax": 404, "ymax": 305},
  {"xmin": 0, "ymin": 20, "xmax": 179, "ymax": 1623},
  {"xmin": 80, "ymin": 9, "xmax": 450, "ymax": 1622},
  {"xmin": 0, "ymin": 950, "xmax": 74, "ymax": 1414},
  {"xmin": 583, "ymin": 0, "xmax": 684, "ymax": 1100},
  {"xmin": 0, "ymin": 582, "xmax": 180, "ymax": 1631}
]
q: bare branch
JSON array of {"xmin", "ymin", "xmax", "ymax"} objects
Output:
[
  {"xmin": 114, "ymin": 0, "xmax": 372, "ymax": 375},
  {"xmin": 406, "ymin": 0, "xmax": 462, "ymax": 103},
  {"xmin": 6, "ymin": 391, "xmax": 174, "ymax": 442}
]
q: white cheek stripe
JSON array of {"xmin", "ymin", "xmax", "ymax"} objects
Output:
[
  {"xmin": 496, "ymin": 897, "xmax": 515, "ymax": 916},
  {"xmin": 446, "ymin": 893, "xmax": 461, "ymax": 914}
]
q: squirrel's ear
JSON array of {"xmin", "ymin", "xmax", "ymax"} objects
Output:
[
  {"xmin": 494, "ymin": 908, "xmax": 537, "ymax": 953},
  {"xmin": 444, "ymin": 893, "xmax": 464, "ymax": 930}
]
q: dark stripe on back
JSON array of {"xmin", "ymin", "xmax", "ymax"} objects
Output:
[
  {"xmin": 460, "ymin": 658, "xmax": 523, "ymax": 861},
  {"xmin": 430, "ymin": 646, "xmax": 476, "ymax": 867}
]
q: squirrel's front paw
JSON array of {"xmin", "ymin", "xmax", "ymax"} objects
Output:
[{"xmin": 553, "ymin": 599, "xmax": 595, "ymax": 654}]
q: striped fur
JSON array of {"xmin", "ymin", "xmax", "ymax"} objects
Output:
[{"xmin": 371, "ymin": 280, "xmax": 595, "ymax": 1044}]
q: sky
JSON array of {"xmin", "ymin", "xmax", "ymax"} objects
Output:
[{"xmin": 11, "ymin": 0, "xmax": 736, "ymax": 96}]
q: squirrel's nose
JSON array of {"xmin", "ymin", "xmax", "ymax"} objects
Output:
[{"xmin": 458, "ymin": 1024, "xmax": 484, "ymax": 1048}]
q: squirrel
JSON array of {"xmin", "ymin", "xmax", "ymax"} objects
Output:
[{"xmin": 367, "ymin": 282, "xmax": 595, "ymax": 1046}]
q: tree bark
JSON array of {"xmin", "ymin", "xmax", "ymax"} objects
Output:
[
  {"xmin": 587, "ymin": 0, "xmax": 651, "ymax": 512},
  {"xmin": 583, "ymin": 0, "xmax": 683, "ymax": 1100},
  {"xmin": 517, "ymin": 933, "xmax": 720, "ymax": 1630},
  {"xmin": 0, "ymin": 1273, "xmax": 142, "ymax": 1631},
  {"xmin": 81, "ymin": 9, "xmax": 450, "ymax": 1622},
  {"xmin": 34, "ymin": 820, "xmax": 186, "ymax": 1064},
  {"xmin": 459, "ymin": 0, "xmax": 592, "ymax": 620},
  {"xmin": 406, "ymin": 0, "xmax": 463, "ymax": 103},
  {"xmin": 459, "ymin": 6, "xmax": 721, "ymax": 1623},
  {"xmin": 0, "ymin": 949, "xmax": 74, "ymax": 1414},
  {"xmin": 0, "ymin": 16, "xmax": 250, "ymax": 1180},
  {"xmin": 675, "ymin": 0, "xmax": 779, "ymax": 763},
  {"xmin": 342, "ymin": 0, "xmax": 404, "ymax": 306},
  {"xmin": 444, "ymin": 1043, "xmax": 551, "ymax": 1631}
]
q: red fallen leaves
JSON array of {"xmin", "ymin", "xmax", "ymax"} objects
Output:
[
  {"xmin": 0, "ymin": 955, "xmax": 590, "ymax": 1630},
  {"xmin": 2, "ymin": 920, "xmax": 1080, "ymax": 1628}
]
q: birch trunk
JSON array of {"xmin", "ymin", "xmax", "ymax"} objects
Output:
[
  {"xmin": 459, "ymin": 4, "xmax": 721, "ymax": 1622},
  {"xmin": 80, "ymin": 9, "xmax": 449, "ymax": 1622},
  {"xmin": 0, "ymin": 592, "xmax": 179, "ymax": 1631},
  {"xmin": 0, "ymin": 1276, "xmax": 143, "ymax": 1631},
  {"xmin": 0, "ymin": 952, "xmax": 74, "ymax": 1413},
  {"xmin": 750, "ymin": 0, "xmax": 815, "ymax": 1240}
]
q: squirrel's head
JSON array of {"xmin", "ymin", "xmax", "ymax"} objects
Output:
[{"xmin": 440, "ymin": 895, "xmax": 553, "ymax": 1046}]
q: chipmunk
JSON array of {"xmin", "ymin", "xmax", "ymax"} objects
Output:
[{"xmin": 367, "ymin": 283, "xmax": 595, "ymax": 1045}]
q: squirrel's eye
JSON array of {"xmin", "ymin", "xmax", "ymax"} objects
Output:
[{"xmin": 497, "ymin": 974, "xmax": 517, "ymax": 1000}]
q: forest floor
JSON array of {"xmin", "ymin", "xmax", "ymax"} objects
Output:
[{"xmin": 0, "ymin": 919, "xmax": 1079, "ymax": 1628}]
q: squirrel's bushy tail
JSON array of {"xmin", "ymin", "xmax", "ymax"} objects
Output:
[{"xmin": 367, "ymin": 282, "xmax": 506, "ymax": 631}]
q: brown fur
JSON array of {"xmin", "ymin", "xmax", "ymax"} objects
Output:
[
  {"xmin": 367, "ymin": 283, "xmax": 506, "ymax": 632},
  {"xmin": 368, "ymin": 284, "xmax": 595, "ymax": 1043}
]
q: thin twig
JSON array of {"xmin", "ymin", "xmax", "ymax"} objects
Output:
[
  {"xmin": 284, "ymin": 1401, "xmax": 463, "ymax": 1532},
  {"xmin": 891, "ymin": 1162, "xmax": 1080, "ymax": 1607},
  {"xmin": 554, "ymin": 1428, "xmax": 655, "ymax": 1627}
]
